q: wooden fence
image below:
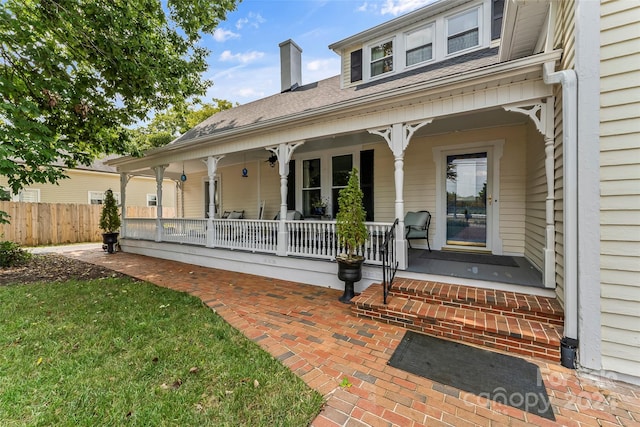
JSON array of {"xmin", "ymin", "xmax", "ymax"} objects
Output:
[{"xmin": 0, "ymin": 202, "xmax": 176, "ymax": 247}]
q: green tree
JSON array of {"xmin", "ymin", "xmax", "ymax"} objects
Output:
[
  {"xmin": 132, "ymin": 98, "xmax": 235, "ymax": 150},
  {"xmin": 0, "ymin": 0, "xmax": 239, "ymax": 223},
  {"xmin": 335, "ymin": 168, "xmax": 368, "ymax": 261}
]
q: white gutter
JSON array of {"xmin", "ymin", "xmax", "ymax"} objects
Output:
[{"xmin": 543, "ymin": 62, "xmax": 578, "ymax": 345}]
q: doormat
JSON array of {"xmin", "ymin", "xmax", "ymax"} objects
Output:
[
  {"xmin": 419, "ymin": 250, "xmax": 519, "ymax": 267},
  {"xmin": 388, "ymin": 331, "xmax": 555, "ymax": 420}
]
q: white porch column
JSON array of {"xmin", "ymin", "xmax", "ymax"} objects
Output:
[
  {"xmin": 369, "ymin": 120, "xmax": 432, "ymax": 269},
  {"xmin": 204, "ymin": 156, "xmax": 224, "ymax": 247},
  {"xmin": 119, "ymin": 173, "xmax": 131, "ymax": 238},
  {"xmin": 152, "ymin": 165, "xmax": 167, "ymax": 242},
  {"xmin": 504, "ymin": 100, "xmax": 556, "ymax": 288},
  {"xmin": 268, "ymin": 142, "xmax": 303, "ymax": 256}
]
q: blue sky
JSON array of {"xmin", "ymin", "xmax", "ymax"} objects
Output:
[{"xmin": 201, "ymin": 0, "xmax": 436, "ymax": 105}]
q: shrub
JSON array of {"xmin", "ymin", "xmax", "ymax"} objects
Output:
[
  {"xmin": 0, "ymin": 240, "xmax": 32, "ymax": 268},
  {"xmin": 99, "ymin": 189, "xmax": 121, "ymax": 234}
]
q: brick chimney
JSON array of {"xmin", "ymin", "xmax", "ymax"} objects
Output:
[{"xmin": 279, "ymin": 39, "xmax": 302, "ymax": 93}]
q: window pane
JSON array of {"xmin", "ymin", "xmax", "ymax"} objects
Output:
[
  {"xmin": 303, "ymin": 189, "xmax": 321, "ymax": 217},
  {"xmin": 448, "ymin": 30, "xmax": 479, "ymax": 53},
  {"xmin": 371, "ymin": 57, "xmax": 393, "ymax": 76},
  {"xmin": 448, "ymin": 9, "xmax": 478, "ymax": 36},
  {"xmin": 406, "ymin": 27, "xmax": 432, "ymax": 50},
  {"xmin": 370, "ymin": 41, "xmax": 392, "ymax": 60},
  {"xmin": 332, "ymin": 155, "xmax": 352, "ymax": 187},
  {"xmin": 302, "ymin": 158, "xmax": 321, "ymax": 188},
  {"xmin": 407, "ymin": 44, "xmax": 432, "ymax": 66},
  {"xmin": 370, "ymin": 41, "xmax": 393, "ymax": 76}
]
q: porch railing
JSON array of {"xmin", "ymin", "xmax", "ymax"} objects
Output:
[
  {"xmin": 124, "ymin": 218, "xmax": 156, "ymax": 240},
  {"xmin": 122, "ymin": 218, "xmax": 394, "ymax": 265},
  {"xmin": 382, "ymin": 219, "xmax": 399, "ymax": 304},
  {"xmin": 212, "ymin": 219, "xmax": 279, "ymax": 253},
  {"xmin": 285, "ymin": 220, "xmax": 393, "ymax": 265},
  {"xmin": 161, "ymin": 218, "xmax": 207, "ymax": 246}
]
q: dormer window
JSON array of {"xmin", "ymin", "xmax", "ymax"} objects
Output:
[
  {"xmin": 405, "ymin": 25, "xmax": 434, "ymax": 67},
  {"xmin": 447, "ymin": 8, "xmax": 480, "ymax": 54},
  {"xmin": 370, "ymin": 40, "xmax": 393, "ymax": 77}
]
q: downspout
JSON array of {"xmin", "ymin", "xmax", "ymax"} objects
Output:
[{"xmin": 543, "ymin": 61, "xmax": 578, "ymax": 368}]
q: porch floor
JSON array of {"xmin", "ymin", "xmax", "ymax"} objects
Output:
[
  {"xmin": 407, "ymin": 248, "xmax": 544, "ymax": 288},
  {"xmin": 51, "ymin": 246, "xmax": 639, "ymax": 427}
]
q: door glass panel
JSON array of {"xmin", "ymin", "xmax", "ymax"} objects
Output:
[{"xmin": 446, "ymin": 152, "xmax": 487, "ymax": 246}]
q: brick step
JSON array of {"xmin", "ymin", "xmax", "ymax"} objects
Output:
[
  {"xmin": 351, "ymin": 285, "xmax": 562, "ymax": 362},
  {"xmin": 391, "ymin": 277, "xmax": 564, "ymax": 326}
]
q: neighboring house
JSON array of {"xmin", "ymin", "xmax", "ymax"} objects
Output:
[
  {"xmin": 108, "ymin": 0, "xmax": 639, "ymax": 385},
  {"xmin": 1, "ymin": 155, "xmax": 177, "ymax": 214}
]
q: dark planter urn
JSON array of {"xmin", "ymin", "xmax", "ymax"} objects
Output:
[
  {"xmin": 337, "ymin": 257, "xmax": 364, "ymax": 304},
  {"xmin": 102, "ymin": 232, "xmax": 119, "ymax": 254},
  {"xmin": 313, "ymin": 207, "xmax": 326, "ymax": 216}
]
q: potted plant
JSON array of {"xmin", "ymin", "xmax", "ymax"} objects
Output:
[
  {"xmin": 312, "ymin": 197, "xmax": 328, "ymax": 216},
  {"xmin": 99, "ymin": 189, "xmax": 121, "ymax": 254},
  {"xmin": 335, "ymin": 168, "xmax": 368, "ymax": 303}
]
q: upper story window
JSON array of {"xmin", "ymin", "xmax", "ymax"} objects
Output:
[
  {"xmin": 446, "ymin": 8, "xmax": 480, "ymax": 54},
  {"xmin": 344, "ymin": 1, "xmax": 490, "ymax": 85},
  {"xmin": 370, "ymin": 40, "xmax": 393, "ymax": 77},
  {"xmin": 405, "ymin": 25, "xmax": 434, "ymax": 67}
]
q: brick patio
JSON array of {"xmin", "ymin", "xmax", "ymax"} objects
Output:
[{"xmin": 65, "ymin": 248, "xmax": 640, "ymax": 426}]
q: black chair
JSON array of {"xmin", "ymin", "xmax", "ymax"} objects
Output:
[{"xmin": 404, "ymin": 210, "xmax": 431, "ymax": 251}]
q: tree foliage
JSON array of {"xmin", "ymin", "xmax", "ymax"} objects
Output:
[
  {"xmin": 0, "ymin": 0, "xmax": 238, "ymax": 203},
  {"xmin": 132, "ymin": 98, "xmax": 236, "ymax": 150},
  {"xmin": 99, "ymin": 189, "xmax": 121, "ymax": 233},
  {"xmin": 335, "ymin": 168, "xmax": 368, "ymax": 260}
]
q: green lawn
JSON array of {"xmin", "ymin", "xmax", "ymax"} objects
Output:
[{"xmin": 0, "ymin": 278, "xmax": 323, "ymax": 426}]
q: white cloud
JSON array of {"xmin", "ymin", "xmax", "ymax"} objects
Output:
[
  {"xmin": 380, "ymin": 0, "xmax": 436, "ymax": 16},
  {"xmin": 213, "ymin": 28, "xmax": 240, "ymax": 42},
  {"xmin": 305, "ymin": 57, "xmax": 341, "ymax": 82},
  {"xmin": 357, "ymin": 2, "xmax": 376, "ymax": 13},
  {"xmin": 236, "ymin": 12, "xmax": 266, "ymax": 30},
  {"xmin": 219, "ymin": 50, "xmax": 265, "ymax": 64},
  {"xmin": 306, "ymin": 58, "xmax": 336, "ymax": 73},
  {"xmin": 206, "ymin": 65, "xmax": 279, "ymax": 104}
]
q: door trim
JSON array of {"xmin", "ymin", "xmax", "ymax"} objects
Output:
[{"xmin": 432, "ymin": 140, "xmax": 504, "ymax": 254}]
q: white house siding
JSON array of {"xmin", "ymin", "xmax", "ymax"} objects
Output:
[
  {"xmin": 599, "ymin": 0, "xmax": 640, "ymax": 378},
  {"xmin": 524, "ymin": 121, "xmax": 546, "ymax": 271},
  {"xmin": 339, "ymin": 44, "xmax": 363, "ymax": 90},
  {"xmin": 550, "ymin": 0, "xmax": 577, "ymax": 307}
]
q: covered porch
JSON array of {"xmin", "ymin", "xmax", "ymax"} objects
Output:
[{"xmin": 110, "ymin": 51, "xmax": 564, "ymax": 300}]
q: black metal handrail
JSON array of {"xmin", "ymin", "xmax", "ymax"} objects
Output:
[{"xmin": 381, "ymin": 218, "xmax": 399, "ymax": 304}]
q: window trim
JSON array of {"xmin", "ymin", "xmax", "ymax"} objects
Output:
[
  {"xmin": 404, "ymin": 23, "xmax": 435, "ymax": 68},
  {"xmin": 88, "ymin": 191, "xmax": 121, "ymax": 205},
  {"xmin": 146, "ymin": 194, "xmax": 158, "ymax": 207},
  {"xmin": 295, "ymin": 148, "xmax": 361, "ymax": 217},
  {"xmin": 365, "ymin": 36, "xmax": 395, "ymax": 80},
  {"xmin": 11, "ymin": 188, "xmax": 40, "ymax": 203},
  {"xmin": 444, "ymin": 5, "xmax": 482, "ymax": 56}
]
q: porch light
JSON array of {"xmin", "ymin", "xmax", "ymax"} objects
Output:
[
  {"xmin": 267, "ymin": 154, "xmax": 278, "ymax": 168},
  {"xmin": 242, "ymin": 167, "xmax": 248, "ymax": 178},
  {"xmin": 180, "ymin": 164, "xmax": 187, "ymax": 182}
]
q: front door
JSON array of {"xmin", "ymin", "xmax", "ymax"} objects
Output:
[{"xmin": 445, "ymin": 152, "xmax": 488, "ymax": 247}]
